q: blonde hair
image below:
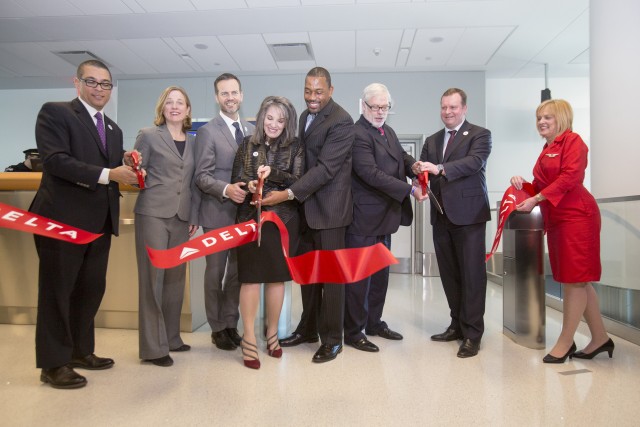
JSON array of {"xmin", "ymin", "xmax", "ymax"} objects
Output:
[
  {"xmin": 154, "ymin": 86, "xmax": 192, "ymax": 132},
  {"xmin": 536, "ymin": 99, "xmax": 573, "ymax": 136}
]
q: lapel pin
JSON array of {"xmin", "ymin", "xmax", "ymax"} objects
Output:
[
  {"xmin": 463, "ymin": 131, "xmax": 468, "ymax": 136},
  {"xmin": 108, "ymin": 124, "xmax": 113, "ymax": 130},
  {"xmin": 252, "ymin": 151, "xmax": 259, "ymax": 157}
]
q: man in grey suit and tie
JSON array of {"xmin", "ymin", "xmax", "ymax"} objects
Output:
[
  {"xmin": 419, "ymin": 88, "xmax": 492, "ymax": 358},
  {"xmin": 263, "ymin": 67, "xmax": 355, "ymax": 363},
  {"xmin": 193, "ymin": 73, "xmax": 255, "ymax": 350}
]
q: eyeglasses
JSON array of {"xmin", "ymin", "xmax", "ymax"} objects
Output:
[
  {"xmin": 79, "ymin": 78, "xmax": 114, "ymax": 90},
  {"xmin": 364, "ymin": 101, "xmax": 391, "ymax": 112}
]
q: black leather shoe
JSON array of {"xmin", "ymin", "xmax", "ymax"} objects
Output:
[
  {"xmin": 170, "ymin": 344, "xmax": 191, "ymax": 352},
  {"xmin": 457, "ymin": 339, "xmax": 481, "ymax": 358},
  {"xmin": 572, "ymin": 338, "xmax": 614, "ymax": 359},
  {"xmin": 312, "ymin": 344, "xmax": 343, "ymax": 363},
  {"xmin": 212, "ymin": 330, "xmax": 237, "ymax": 350},
  {"xmin": 225, "ymin": 328, "xmax": 242, "ymax": 347},
  {"xmin": 543, "ymin": 342, "xmax": 576, "ymax": 364},
  {"xmin": 68, "ymin": 354, "xmax": 114, "ymax": 370},
  {"xmin": 372, "ymin": 327, "xmax": 403, "ymax": 341},
  {"xmin": 144, "ymin": 355, "xmax": 173, "ymax": 367},
  {"xmin": 348, "ymin": 338, "xmax": 379, "ymax": 352},
  {"xmin": 431, "ymin": 327, "xmax": 463, "ymax": 342},
  {"xmin": 40, "ymin": 366, "xmax": 87, "ymax": 389},
  {"xmin": 279, "ymin": 333, "xmax": 319, "ymax": 348}
]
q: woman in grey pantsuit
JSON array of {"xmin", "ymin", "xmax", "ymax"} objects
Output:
[{"xmin": 134, "ymin": 86, "xmax": 199, "ymax": 367}]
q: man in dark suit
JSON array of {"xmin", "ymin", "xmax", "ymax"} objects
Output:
[
  {"xmin": 31, "ymin": 60, "xmax": 140, "ymax": 388},
  {"xmin": 344, "ymin": 83, "xmax": 426, "ymax": 353},
  {"xmin": 263, "ymin": 67, "xmax": 355, "ymax": 363},
  {"xmin": 193, "ymin": 73, "xmax": 254, "ymax": 351},
  {"xmin": 419, "ymin": 88, "xmax": 492, "ymax": 358}
]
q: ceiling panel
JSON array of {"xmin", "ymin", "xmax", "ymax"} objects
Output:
[
  {"xmin": 246, "ymin": 0, "xmax": 301, "ymax": 7},
  {"xmin": 191, "ymin": 0, "xmax": 248, "ymax": 10},
  {"xmin": 309, "ymin": 31, "xmax": 355, "ymax": 70},
  {"xmin": 120, "ymin": 38, "xmax": 194, "ymax": 73},
  {"xmin": 0, "ymin": 47, "xmax": 52, "ymax": 76},
  {"xmin": 0, "ymin": 42, "xmax": 74, "ymax": 76},
  {"xmin": 406, "ymin": 28, "xmax": 464, "ymax": 67},
  {"xmin": 356, "ymin": 30, "xmax": 403, "ymax": 68},
  {"xmin": 133, "ymin": 0, "xmax": 196, "ymax": 13},
  {"xmin": 0, "ymin": 0, "xmax": 34, "ymax": 18},
  {"xmin": 82, "ymin": 40, "xmax": 155, "ymax": 75},
  {"xmin": 14, "ymin": 0, "xmax": 83, "ymax": 17},
  {"xmin": 67, "ymin": 0, "xmax": 137, "ymax": 15},
  {"xmin": 218, "ymin": 34, "xmax": 278, "ymax": 71},
  {"xmin": 448, "ymin": 26, "xmax": 514, "ymax": 66},
  {"xmin": 173, "ymin": 36, "xmax": 239, "ymax": 71}
]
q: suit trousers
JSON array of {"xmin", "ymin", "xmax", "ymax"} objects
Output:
[
  {"xmin": 294, "ymin": 226, "xmax": 346, "ymax": 345},
  {"xmin": 34, "ymin": 228, "xmax": 112, "ymax": 369},
  {"xmin": 135, "ymin": 214, "xmax": 188, "ymax": 359},
  {"xmin": 344, "ymin": 233, "xmax": 391, "ymax": 343},
  {"xmin": 433, "ymin": 214, "xmax": 487, "ymax": 341},
  {"xmin": 203, "ymin": 227, "xmax": 240, "ymax": 332}
]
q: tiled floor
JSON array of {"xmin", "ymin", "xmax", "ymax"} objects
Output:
[{"xmin": 2, "ymin": 275, "xmax": 639, "ymax": 426}]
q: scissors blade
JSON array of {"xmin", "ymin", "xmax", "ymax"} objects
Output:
[
  {"xmin": 252, "ymin": 176, "xmax": 265, "ymax": 246},
  {"xmin": 427, "ymin": 187, "xmax": 444, "ymax": 215}
]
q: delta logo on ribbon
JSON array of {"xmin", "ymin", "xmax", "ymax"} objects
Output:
[
  {"xmin": 147, "ymin": 211, "xmax": 398, "ymax": 285},
  {"xmin": 485, "ymin": 183, "xmax": 536, "ymax": 262},
  {"xmin": 0, "ymin": 202, "xmax": 102, "ymax": 244}
]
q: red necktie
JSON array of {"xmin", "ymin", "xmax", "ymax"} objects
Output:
[
  {"xmin": 444, "ymin": 129, "xmax": 456, "ymax": 156},
  {"xmin": 378, "ymin": 127, "xmax": 385, "ymax": 136}
]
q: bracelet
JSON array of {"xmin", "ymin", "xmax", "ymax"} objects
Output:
[{"xmin": 535, "ymin": 193, "xmax": 543, "ymax": 203}]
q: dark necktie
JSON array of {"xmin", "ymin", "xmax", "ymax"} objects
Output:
[
  {"xmin": 233, "ymin": 122, "xmax": 243, "ymax": 145},
  {"xmin": 377, "ymin": 127, "xmax": 385, "ymax": 136},
  {"xmin": 444, "ymin": 129, "xmax": 456, "ymax": 156},
  {"xmin": 95, "ymin": 112, "xmax": 106, "ymax": 150}
]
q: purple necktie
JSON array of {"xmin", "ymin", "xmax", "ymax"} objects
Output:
[{"xmin": 95, "ymin": 112, "xmax": 107, "ymax": 150}]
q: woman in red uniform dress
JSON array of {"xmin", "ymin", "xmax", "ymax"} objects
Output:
[{"xmin": 510, "ymin": 99, "xmax": 614, "ymax": 363}]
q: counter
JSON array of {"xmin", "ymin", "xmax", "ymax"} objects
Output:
[{"xmin": 0, "ymin": 172, "xmax": 207, "ymax": 332}]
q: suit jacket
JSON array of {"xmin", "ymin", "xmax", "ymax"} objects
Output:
[
  {"xmin": 30, "ymin": 98, "xmax": 124, "ymax": 235},
  {"xmin": 193, "ymin": 115, "xmax": 254, "ymax": 229},
  {"xmin": 420, "ymin": 120, "xmax": 492, "ymax": 226},
  {"xmin": 133, "ymin": 125, "xmax": 198, "ymax": 223},
  {"xmin": 348, "ymin": 115, "xmax": 415, "ymax": 236},
  {"xmin": 290, "ymin": 98, "xmax": 355, "ymax": 230}
]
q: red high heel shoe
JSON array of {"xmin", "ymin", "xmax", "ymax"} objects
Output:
[
  {"xmin": 266, "ymin": 333, "xmax": 282, "ymax": 358},
  {"xmin": 241, "ymin": 337, "xmax": 260, "ymax": 369}
]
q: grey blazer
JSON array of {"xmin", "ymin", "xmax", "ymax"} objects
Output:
[
  {"xmin": 193, "ymin": 115, "xmax": 255, "ymax": 229},
  {"xmin": 133, "ymin": 124, "xmax": 198, "ymax": 223}
]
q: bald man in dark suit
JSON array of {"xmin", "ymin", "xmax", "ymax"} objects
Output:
[{"xmin": 263, "ymin": 67, "xmax": 355, "ymax": 363}]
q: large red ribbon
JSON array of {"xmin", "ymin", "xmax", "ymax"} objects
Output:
[
  {"xmin": 485, "ymin": 183, "xmax": 536, "ymax": 261},
  {"xmin": 0, "ymin": 202, "xmax": 102, "ymax": 244},
  {"xmin": 146, "ymin": 211, "xmax": 398, "ymax": 285}
]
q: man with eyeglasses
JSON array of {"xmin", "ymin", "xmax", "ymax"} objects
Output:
[
  {"xmin": 193, "ymin": 73, "xmax": 254, "ymax": 351},
  {"xmin": 263, "ymin": 67, "xmax": 354, "ymax": 363},
  {"xmin": 343, "ymin": 83, "xmax": 427, "ymax": 353},
  {"xmin": 31, "ymin": 59, "xmax": 141, "ymax": 389},
  {"xmin": 419, "ymin": 88, "xmax": 492, "ymax": 358}
]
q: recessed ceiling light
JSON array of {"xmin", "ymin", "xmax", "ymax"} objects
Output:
[
  {"xmin": 194, "ymin": 43, "xmax": 208, "ymax": 50},
  {"xmin": 429, "ymin": 37, "xmax": 444, "ymax": 43}
]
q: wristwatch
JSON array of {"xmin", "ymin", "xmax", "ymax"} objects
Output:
[
  {"xmin": 436, "ymin": 164, "xmax": 444, "ymax": 175},
  {"xmin": 287, "ymin": 188, "xmax": 295, "ymax": 201},
  {"xmin": 535, "ymin": 193, "xmax": 544, "ymax": 203}
]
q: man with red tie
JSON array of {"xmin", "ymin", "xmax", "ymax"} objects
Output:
[
  {"xmin": 31, "ymin": 60, "xmax": 139, "ymax": 388},
  {"xmin": 344, "ymin": 83, "xmax": 426, "ymax": 353},
  {"xmin": 419, "ymin": 88, "xmax": 492, "ymax": 358}
]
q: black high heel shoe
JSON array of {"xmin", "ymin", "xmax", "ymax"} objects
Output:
[
  {"xmin": 572, "ymin": 338, "xmax": 615, "ymax": 359},
  {"xmin": 543, "ymin": 342, "xmax": 576, "ymax": 364}
]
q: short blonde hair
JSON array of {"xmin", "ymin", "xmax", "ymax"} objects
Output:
[
  {"xmin": 536, "ymin": 99, "xmax": 573, "ymax": 136},
  {"xmin": 154, "ymin": 86, "xmax": 192, "ymax": 132}
]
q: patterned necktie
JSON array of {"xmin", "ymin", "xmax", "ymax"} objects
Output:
[
  {"xmin": 95, "ymin": 112, "xmax": 106, "ymax": 150},
  {"xmin": 305, "ymin": 113, "xmax": 316, "ymax": 131},
  {"xmin": 377, "ymin": 127, "xmax": 385, "ymax": 136},
  {"xmin": 233, "ymin": 122, "xmax": 243, "ymax": 145},
  {"xmin": 444, "ymin": 129, "xmax": 456, "ymax": 156}
]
